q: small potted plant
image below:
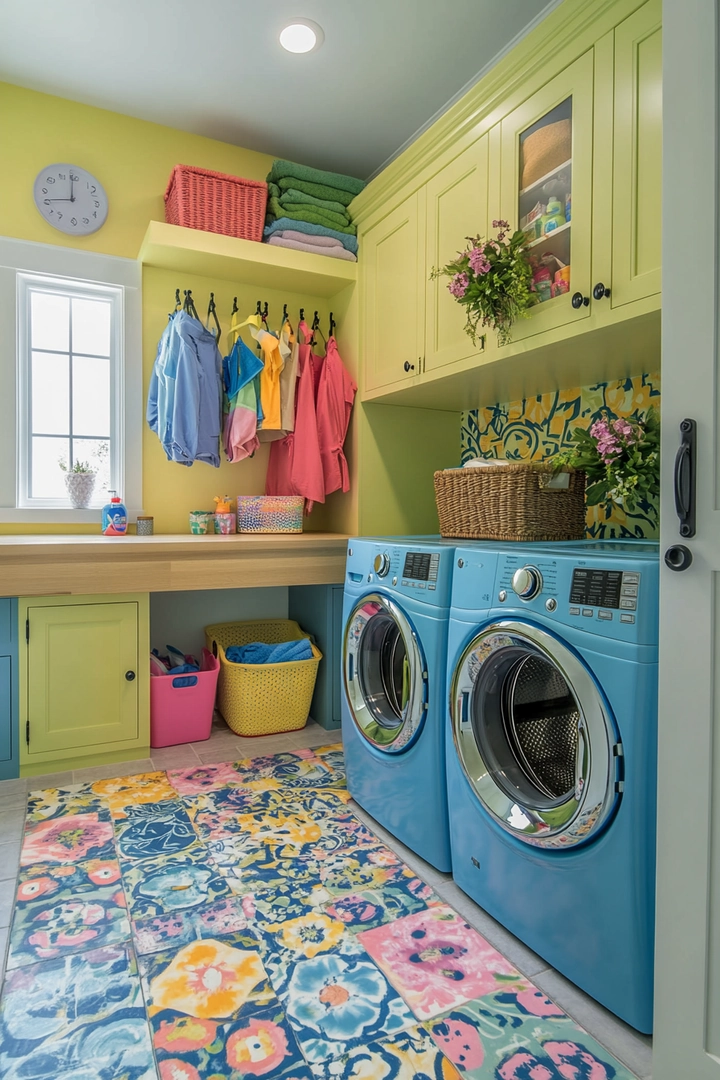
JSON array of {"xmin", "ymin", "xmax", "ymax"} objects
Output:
[
  {"xmin": 550, "ymin": 409, "xmax": 660, "ymax": 523},
  {"xmin": 59, "ymin": 458, "xmax": 97, "ymax": 509},
  {"xmin": 431, "ymin": 220, "xmax": 535, "ymax": 346}
]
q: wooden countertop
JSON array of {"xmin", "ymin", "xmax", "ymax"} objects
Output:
[{"xmin": 0, "ymin": 532, "xmax": 350, "ymax": 597}]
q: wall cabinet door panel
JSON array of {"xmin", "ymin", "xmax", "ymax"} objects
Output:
[
  {"xmin": 611, "ymin": 0, "xmax": 662, "ymax": 309},
  {"xmin": 362, "ymin": 192, "xmax": 425, "ymax": 392},
  {"xmin": 27, "ymin": 601, "xmax": 139, "ymax": 756},
  {"xmin": 498, "ymin": 50, "xmax": 595, "ymax": 343},
  {"xmin": 425, "ymin": 136, "xmax": 489, "ymax": 372}
]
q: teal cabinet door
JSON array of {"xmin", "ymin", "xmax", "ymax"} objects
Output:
[{"xmin": 0, "ymin": 599, "xmax": 19, "ymax": 781}]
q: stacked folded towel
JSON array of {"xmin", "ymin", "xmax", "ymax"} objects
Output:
[{"xmin": 264, "ymin": 159, "xmax": 365, "ymax": 261}]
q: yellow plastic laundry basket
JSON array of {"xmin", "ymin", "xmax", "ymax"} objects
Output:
[{"xmin": 205, "ymin": 619, "xmax": 322, "ymax": 736}]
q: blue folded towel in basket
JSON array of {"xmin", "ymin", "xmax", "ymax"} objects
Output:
[{"xmin": 225, "ymin": 639, "xmax": 314, "ymax": 665}]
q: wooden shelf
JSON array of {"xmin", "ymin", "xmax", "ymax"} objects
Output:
[
  {"xmin": 138, "ymin": 221, "xmax": 357, "ymax": 298},
  {"xmin": 0, "ymin": 532, "xmax": 350, "ymax": 597}
]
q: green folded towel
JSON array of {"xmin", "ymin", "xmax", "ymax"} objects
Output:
[
  {"xmin": 268, "ymin": 181, "xmax": 282, "ymax": 200},
  {"xmin": 268, "ymin": 159, "xmax": 365, "ymax": 197},
  {"xmin": 277, "ymin": 176, "xmax": 356, "ymax": 208},
  {"xmin": 280, "ymin": 187, "xmax": 351, "ymax": 218},
  {"xmin": 267, "ymin": 196, "xmax": 357, "ymax": 235}
]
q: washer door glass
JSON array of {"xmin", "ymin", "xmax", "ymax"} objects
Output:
[
  {"xmin": 344, "ymin": 594, "xmax": 427, "ymax": 753},
  {"xmin": 450, "ymin": 620, "xmax": 619, "ymax": 848}
]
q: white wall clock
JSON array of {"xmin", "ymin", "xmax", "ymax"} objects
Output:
[{"xmin": 33, "ymin": 164, "xmax": 108, "ymax": 235}]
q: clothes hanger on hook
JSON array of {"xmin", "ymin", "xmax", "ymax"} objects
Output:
[
  {"xmin": 183, "ymin": 289, "xmax": 199, "ymax": 320},
  {"xmin": 311, "ymin": 310, "xmax": 326, "ymax": 347},
  {"xmin": 206, "ymin": 292, "xmax": 221, "ymax": 343}
]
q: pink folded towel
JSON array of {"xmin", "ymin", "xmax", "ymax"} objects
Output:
[
  {"xmin": 267, "ymin": 235, "xmax": 357, "ymax": 262},
  {"xmin": 280, "ymin": 230, "xmax": 345, "ymax": 249}
]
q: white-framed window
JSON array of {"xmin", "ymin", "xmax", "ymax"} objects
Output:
[{"xmin": 0, "ymin": 237, "xmax": 142, "ymax": 523}]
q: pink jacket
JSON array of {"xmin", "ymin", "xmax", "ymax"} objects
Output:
[
  {"xmin": 266, "ymin": 343, "xmax": 325, "ymax": 507},
  {"xmin": 315, "ymin": 336, "xmax": 357, "ymax": 496}
]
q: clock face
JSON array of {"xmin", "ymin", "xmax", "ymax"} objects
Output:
[{"xmin": 33, "ymin": 164, "xmax": 108, "ymax": 235}]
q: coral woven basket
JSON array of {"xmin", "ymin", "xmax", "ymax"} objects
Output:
[
  {"xmin": 164, "ymin": 165, "xmax": 268, "ymax": 242},
  {"xmin": 205, "ymin": 619, "xmax": 322, "ymax": 736},
  {"xmin": 434, "ymin": 463, "xmax": 586, "ymax": 542}
]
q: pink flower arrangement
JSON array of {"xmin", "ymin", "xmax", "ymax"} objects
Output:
[
  {"xmin": 449, "ymin": 272, "xmax": 470, "ymax": 298},
  {"xmin": 431, "ymin": 221, "xmax": 534, "ymax": 345}
]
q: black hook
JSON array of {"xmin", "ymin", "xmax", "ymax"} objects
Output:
[
  {"xmin": 262, "ymin": 301, "xmax": 269, "ymax": 325},
  {"xmin": 183, "ymin": 289, "xmax": 198, "ymax": 319},
  {"xmin": 311, "ymin": 310, "xmax": 320, "ymax": 331},
  {"xmin": 255, "ymin": 300, "xmax": 262, "ymax": 316},
  {"xmin": 175, "ymin": 288, "xmax": 181, "ymax": 310},
  {"xmin": 231, "ymin": 296, "xmax": 239, "ymax": 316},
  {"xmin": 299, "ymin": 307, "xmax": 305, "ymax": 322},
  {"xmin": 282, "ymin": 303, "xmax": 288, "ymax": 325},
  {"xmin": 206, "ymin": 292, "xmax": 221, "ymax": 343},
  {"xmin": 328, "ymin": 311, "xmax": 336, "ymax": 337}
]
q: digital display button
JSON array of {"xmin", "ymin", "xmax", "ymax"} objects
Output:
[
  {"xmin": 403, "ymin": 552, "xmax": 432, "ymax": 581},
  {"xmin": 570, "ymin": 568, "xmax": 624, "ymax": 610}
]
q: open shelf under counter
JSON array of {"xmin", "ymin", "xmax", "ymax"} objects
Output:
[
  {"xmin": 138, "ymin": 221, "xmax": 357, "ymax": 298},
  {"xmin": 0, "ymin": 532, "xmax": 350, "ymax": 597}
]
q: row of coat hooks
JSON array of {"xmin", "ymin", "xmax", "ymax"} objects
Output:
[{"xmin": 171, "ymin": 288, "xmax": 337, "ymax": 348}]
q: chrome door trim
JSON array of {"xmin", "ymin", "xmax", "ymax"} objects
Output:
[
  {"xmin": 344, "ymin": 593, "xmax": 427, "ymax": 754},
  {"xmin": 450, "ymin": 619, "xmax": 618, "ymax": 849}
]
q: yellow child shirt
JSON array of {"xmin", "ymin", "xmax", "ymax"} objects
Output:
[{"xmin": 251, "ymin": 328, "xmax": 284, "ymax": 431}]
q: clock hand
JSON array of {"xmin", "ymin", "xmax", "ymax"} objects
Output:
[{"xmin": 70, "ymin": 175, "xmax": 75, "ymax": 203}]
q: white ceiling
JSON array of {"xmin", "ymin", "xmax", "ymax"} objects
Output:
[{"xmin": 0, "ymin": 0, "xmax": 557, "ymax": 180}]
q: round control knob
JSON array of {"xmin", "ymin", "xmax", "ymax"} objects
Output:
[
  {"xmin": 512, "ymin": 565, "xmax": 543, "ymax": 600},
  {"xmin": 373, "ymin": 552, "xmax": 390, "ymax": 577}
]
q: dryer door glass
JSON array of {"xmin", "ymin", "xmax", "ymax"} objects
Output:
[
  {"xmin": 451, "ymin": 620, "xmax": 618, "ymax": 848},
  {"xmin": 344, "ymin": 594, "xmax": 427, "ymax": 754}
]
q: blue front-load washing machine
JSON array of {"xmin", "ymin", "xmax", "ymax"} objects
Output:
[
  {"xmin": 445, "ymin": 540, "xmax": 659, "ymax": 1033},
  {"xmin": 341, "ymin": 537, "xmax": 454, "ymax": 872}
]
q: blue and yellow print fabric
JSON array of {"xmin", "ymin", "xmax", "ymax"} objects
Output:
[{"xmin": 460, "ymin": 372, "xmax": 661, "ymax": 538}]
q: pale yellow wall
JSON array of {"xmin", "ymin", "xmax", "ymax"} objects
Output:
[{"xmin": 0, "ymin": 82, "xmax": 273, "ymax": 259}]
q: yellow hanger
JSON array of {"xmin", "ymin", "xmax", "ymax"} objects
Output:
[{"xmin": 227, "ymin": 313, "xmax": 262, "ymax": 347}]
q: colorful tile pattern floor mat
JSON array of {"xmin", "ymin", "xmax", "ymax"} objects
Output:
[{"xmin": 1, "ymin": 745, "xmax": 638, "ymax": 1079}]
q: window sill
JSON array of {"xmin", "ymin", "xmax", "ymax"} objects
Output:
[{"xmin": 0, "ymin": 508, "xmax": 143, "ymax": 524}]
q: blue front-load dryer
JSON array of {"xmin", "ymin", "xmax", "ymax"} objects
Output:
[
  {"xmin": 341, "ymin": 537, "xmax": 455, "ymax": 872},
  {"xmin": 445, "ymin": 541, "xmax": 659, "ymax": 1033}
]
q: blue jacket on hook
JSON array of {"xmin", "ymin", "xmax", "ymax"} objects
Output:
[{"xmin": 147, "ymin": 310, "xmax": 223, "ymax": 467}]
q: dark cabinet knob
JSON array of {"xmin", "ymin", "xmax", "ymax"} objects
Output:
[
  {"xmin": 592, "ymin": 282, "xmax": 611, "ymax": 300},
  {"xmin": 125, "ymin": 670, "xmax": 136, "ymax": 681},
  {"xmin": 403, "ymin": 361, "xmax": 415, "ymax": 372},
  {"xmin": 571, "ymin": 292, "xmax": 590, "ymax": 309},
  {"xmin": 664, "ymin": 545, "xmax": 693, "ymax": 572}
]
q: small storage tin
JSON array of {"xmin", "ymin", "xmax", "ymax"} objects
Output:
[{"xmin": 136, "ymin": 516, "xmax": 154, "ymax": 536}]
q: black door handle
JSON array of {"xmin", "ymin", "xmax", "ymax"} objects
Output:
[
  {"xmin": 592, "ymin": 282, "xmax": 611, "ymax": 300},
  {"xmin": 665, "ymin": 545, "xmax": 693, "ymax": 572},
  {"xmin": 403, "ymin": 361, "xmax": 415, "ymax": 373},
  {"xmin": 125, "ymin": 670, "xmax": 136, "ymax": 681},
  {"xmin": 674, "ymin": 419, "xmax": 697, "ymax": 538},
  {"xmin": 571, "ymin": 292, "xmax": 590, "ymax": 309}
]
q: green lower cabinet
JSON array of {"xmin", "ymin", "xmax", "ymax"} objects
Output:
[
  {"xmin": 289, "ymin": 585, "xmax": 344, "ymax": 731},
  {"xmin": 19, "ymin": 593, "xmax": 150, "ymax": 775}
]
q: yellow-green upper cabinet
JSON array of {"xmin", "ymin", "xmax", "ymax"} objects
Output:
[
  {"xmin": 20, "ymin": 593, "xmax": 150, "ymax": 772},
  {"xmin": 362, "ymin": 190, "xmax": 426, "ymax": 393},
  {"xmin": 607, "ymin": 0, "xmax": 662, "ymax": 311},
  {"xmin": 424, "ymin": 135, "xmax": 489, "ymax": 373},
  {"xmin": 498, "ymin": 50, "xmax": 595, "ymax": 343}
]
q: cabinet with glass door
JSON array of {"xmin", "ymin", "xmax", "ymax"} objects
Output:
[{"xmin": 499, "ymin": 51, "xmax": 594, "ymax": 344}]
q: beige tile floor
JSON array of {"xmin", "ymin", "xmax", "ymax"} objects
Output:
[{"xmin": 0, "ymin": 715, "xmax": 653, "ymax": 1080}]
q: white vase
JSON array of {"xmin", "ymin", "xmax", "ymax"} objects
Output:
[{"xmin": 64, "ymin": 471, "xmax": 96, "ymax": 509}]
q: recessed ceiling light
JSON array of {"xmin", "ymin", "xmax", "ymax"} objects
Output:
[{"xmin": 279, "ymin": 19, "xmax": 324, "ymax": 54}]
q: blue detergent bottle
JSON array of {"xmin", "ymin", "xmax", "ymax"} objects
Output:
[{"xmin": 102, "ymin": 490, "xmax": 128, "ymax": 536}]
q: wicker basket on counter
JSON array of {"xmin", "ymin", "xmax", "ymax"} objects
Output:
[{"xmin": 434, "ymin": 463, "xmax": 586, "ymax": 542}]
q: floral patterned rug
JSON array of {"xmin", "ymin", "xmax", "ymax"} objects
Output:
[{"xmin": 0, "ymin": 744, "xmax": 639, "ymax": 1080}]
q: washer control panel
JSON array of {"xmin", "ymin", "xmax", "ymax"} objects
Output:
[{"xmin": 569, "ymin": 568, "xmax": 640, "ymax": 624}]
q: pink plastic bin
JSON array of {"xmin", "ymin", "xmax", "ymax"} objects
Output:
[{"xmin": 150, "ymin": 648, "xmax": 220, "ymax": 748}]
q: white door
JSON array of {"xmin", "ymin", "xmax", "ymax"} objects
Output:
[{"xmin": 654, "ymin": 2, "xmax": 720, "ymax": 1075}]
